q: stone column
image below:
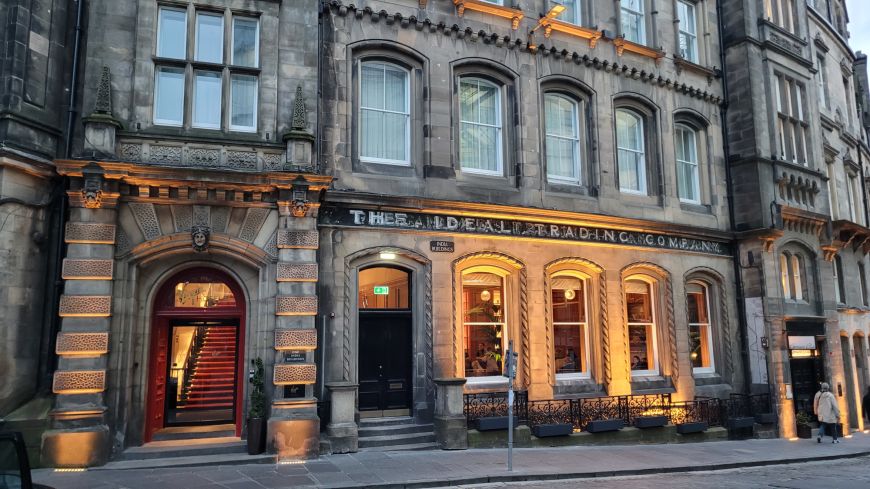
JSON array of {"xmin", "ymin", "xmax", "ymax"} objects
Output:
[
  {"xmin": 267, "ymin": 189, "xmax": 321, "ymax": 460},
  {"xmin": 434, "ymin": 378, "xmax": 467, "ymax": 450},
  {"xmin": 41, "ymin": 164, "xmax": 119, "ymax": 467},
  {"xmin": 326, "ymin": 382, "xmax": 358, "ymax": 453}
]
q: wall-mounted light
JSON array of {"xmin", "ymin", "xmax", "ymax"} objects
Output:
[
  {"xmin": 480, "ymin": 290, "xmax": 492, "ymax": 302},
  {"xmin": 379, "ymin": 252, "xmax": 397, "ymax": 260}
]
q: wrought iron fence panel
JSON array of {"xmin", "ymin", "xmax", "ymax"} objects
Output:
[
  {"xmin": 577, "ymin": 396, "xmax": 623, "ymax": 430},
  {"xmin": 527, "ymin": 400, "xmax": 574, "ymax": 427},
  {"xmin": 625, "ymin": 394, "xmax": 671, "ymax": 421},
  {"xmin": 464, "ymin": 392, "xmax": 509, "ymax": 426},
  {"xmin": 749, "ymin": 393, "xmax": 772, "ymax": 414}
]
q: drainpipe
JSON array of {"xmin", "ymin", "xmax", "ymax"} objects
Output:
[
  {"xmin": 64, "ymin": 0, "xmax": 85, "ymax": 158},
  {"xmin": 716, "ymin": 0, "xmax": 755, "ymax": 396}
]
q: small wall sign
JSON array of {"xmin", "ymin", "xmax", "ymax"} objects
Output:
[
  {"xmin": 430, "ymin": 240, "xmax": 455, "ymax": 252},
  {"xmin": 284, "ymin": 351, "xmax": 306, "ymax": 363},
  {"xmin": 373, "ymin": 286, "xmax": 390, "ymax": 295}
]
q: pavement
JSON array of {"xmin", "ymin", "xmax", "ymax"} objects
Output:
[{"xmin": 33, "ymin": 433, "xmax": 870, "ymax": 489}]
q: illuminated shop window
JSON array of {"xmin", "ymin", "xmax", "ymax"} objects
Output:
[
  {"xmin": 687, "ymin": 282, "xmax": 714, "ymax": 373},
  {"xmin": 463, "ymin": 271, "xmax": 506, "ymax": 378},
  {"xmin": 551, "ymin": 274, "xmax": 589, "ymax": 378},
  {"xmin": 625, "ymin": 278, "xmax": 658, "ymax": 376}
]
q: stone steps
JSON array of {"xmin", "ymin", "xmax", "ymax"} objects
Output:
[
  {"xmin": 116, "ymin": 437, "xmax": 244, "ymax": 460},
  {"xmin": 151, "ymin": 424, "xmax": 236, "ymax": 441},
  {"xmin": 357, "ymin": 417, "xmax": 437, "ymax": 451}
]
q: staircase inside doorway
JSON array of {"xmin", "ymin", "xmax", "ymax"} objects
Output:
[{"xmin": 358, "ymin": 417, "xmax": 437, "ymax": 451}]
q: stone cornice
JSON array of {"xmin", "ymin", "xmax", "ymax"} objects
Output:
[{"xmin": 326, "ymin": 1, "xmax": 723, "ymax": 106}]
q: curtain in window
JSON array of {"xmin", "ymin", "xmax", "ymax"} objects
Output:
[
  {"xmin": 360, "ymin": 62, "xmax": 409, "ymax": 163},
  {"xmin": 616, "ymin": 110, "xmax": 645, "ymax": 193},
  {"xmin": 545, "ymin": 95, "xmax": 580, "ymax": 184},
  {"xmin": 677, "ymin": 1, "xmax": 697, "ymax": 62},
  {"xmin": 158, "ymin": 9, "xmax": 187, "ymax": 59},
  {"xmin": 790, "ymin": 255, "xmax": 803, "ymax": 301},
  {"xmin": 676, "ymin": 125, "xmax": 699, "ymax": 203},
  {"xmin": 154, "ymin": 67, "xmax": 185, "ymax": 124},
  {"xmin": 196, "ymin": 14, "xmax": 223, "ymax": 63},
  {"xmin": 233, "ymin": 18, "xmax": 258, "ymax": 67},
  {"xmin": 193, "ymin": 72, "xmax": 222, "ymax": 128},
  {"xmin": 460, "ymin": 78, "xmax": 502, "ymax": 174},
  {"xmin": 231, "ymin": 75, "xmax": 257, "ymax": 130}
]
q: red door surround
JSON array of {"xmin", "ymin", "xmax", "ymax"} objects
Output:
[{"xmin": 145, "ymin": 267, "xmax": 246, "ymax": 443}]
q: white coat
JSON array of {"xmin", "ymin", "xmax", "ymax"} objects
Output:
[{"xmin": 816, "ymin": 391, "xmax": 840, "ymax": 424}]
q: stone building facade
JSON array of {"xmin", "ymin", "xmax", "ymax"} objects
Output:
[{"xmin": 722, "ymin": 0, "xmax": 870, "ymax": 438}]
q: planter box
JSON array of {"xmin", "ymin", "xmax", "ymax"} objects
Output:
[
  {"xmin": 676, "ymin": 422, "xmax": 708, "ymax": 434},
  {"xmin": 634, "ymin": 415, "xmax": 668, "ymax": 429},
  {"xmin": 796, "ymin": 423, "xmax": 812, "ymax": 439},
  {"xmin": 531, "ymin": 423, "xmax": 573, "ymax": 437},
  {"xmin": 586, "ymin": 419, "xmax": 624, "ymax": 433},
  {"xmin": 727, "ymin": 417, "xmax": 756, "ymax": 429},
  {"xmin": 754, "ymin": 413, "xmax": 777, "ymax": 424},
  {"xmin": 475, "ymin": 416, "xmax": 510, "ymax": 431}
]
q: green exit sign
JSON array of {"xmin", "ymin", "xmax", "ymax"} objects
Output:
[{"xmin": 373, "ymin": 286, "xmax": 389, "ymax": 295}]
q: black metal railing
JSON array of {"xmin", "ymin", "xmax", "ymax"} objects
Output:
[{"xmin": 464, "ymin": 392, "xmax": 771, "ymax": 431}]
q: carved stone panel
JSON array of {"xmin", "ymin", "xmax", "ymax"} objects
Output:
[
  {"xmin": 275, "ymin": 329, "xmax": 317, "ymax": 350},
  {"xmin": 64, "ymin": 223, "xmax": 116, "ymax": 244},
  {"xmin": 129, "ymin": 203, "xmax": 161, "ymax": 240},
  {"xmin": 172, "ymin": 205, "xmax": 193, "ymax": 232},
  {"xmin": 226, "ymin": 150, "xmax": 258, "ymax": 170},
  {"xmin": 211, "ymin": 206, "xmax": 231, "ymax": 233},
  {"xmin": 276, "ymin": 230, "xmax": 318, "ymax": 249},
  {"xmin": 56, "ymin": 333, "xmax": 109, "ymax": 355},
  {"xmin": 59, "ymin": 295, "xmax": 112, "ymax": 317},
  {"xmin": 273, "ymin": 364, "xmax": 316, "ymax": 385},
  {"xmin": 277, "ymin": 263, "xmax": 318, "ymax": 282},
  {"xmin": 150, "ymin": 145, "xmax": 183, "ymax": 164},
  {"xmin": 276, "ymin": 296, "xmax": 318, "ymax": 316},
  {"xmin": 238, "ymin": 208, "xmax": 270, "ymax": 243},
  {"xmin": 52, "ymin": 370, "xmax": 106, "ymax": 394},
  {"xmin": 61, "ymin": 259, "xmax": 114, "ymax": 280}
]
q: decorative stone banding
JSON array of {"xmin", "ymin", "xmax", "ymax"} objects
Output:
[
  {"xmin": 276, "ymin": 296, "xmax": 318, "ymax": 316},
  {"xmin": 277, "ymin": 230, "xmax": 318, "ymax": 249},
  {"xmin": 64, "ymin": 223, "xmax": 116, "ymax": 244},
  {"xmin": 59, "ymin": 295, "xmax": 112, "ymax": 317},
  {"xmin": 275, "ymin": 329, "xmax": 317, "ymax": 350},
  {"xmin": 273, "ymin": 364, "xmax": 316, "ymax": 385},
  {"xmin": 277, "ymin": 263, "xmax": 318, "ymax": 282},
  {"xmin": 52, "ymin": 370, "xmax": 106, "ymax": 394},
  {"xmin": 56, "ymin": 333, "xmax": 109, "ymax": 355},
  {"xmin": 62, "ymin": 259, "xmax": 114, "ymax": 280}
]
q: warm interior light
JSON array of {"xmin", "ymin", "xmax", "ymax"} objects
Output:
[
  {"xmin": 788, "ymin": 437, "xmax": 799, "ymax": 441},
  {"xmin": 277, "ymin": 459, "xmax": 306, "ymax": 465},
  {"xmin": 545, "ymin": 4, "xmax": 566, "ymax": 19},
  {"xmin": 54, "ymin": 468, "xmax": 87, "ymax": 472},
  {"xmin": 564, "ymin": 289, "xmax": 576, "ymax": 300},
  {"xmin": 379, "ymin": 252, "xmax": 397, "ymax": 260},
  {"xmin": 480, "ymin": 290, "xmax": 492, "ymax": 302}
]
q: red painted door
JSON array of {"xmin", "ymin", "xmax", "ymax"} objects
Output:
[{"xmin": 145, "ymin": 318, "xmax": 169, "ymax": 442}]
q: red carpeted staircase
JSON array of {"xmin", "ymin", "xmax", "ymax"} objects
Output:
[{"xmin": 178, "ymin": 326, "xmax": 237, "ymax": 410}]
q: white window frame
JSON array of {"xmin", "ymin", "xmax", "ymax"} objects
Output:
[
  {"xmin": 621, "ymin": 0, "xmax": 647, "ymax": 45},
  {"xmin": 462, "ymin": 268, "xmax": 509, "ymax": 385},
  {"xmin": 791, "ymin": 254, "xmax": 804, "ymax": 301},
  {"xmin": 765, "ymin": 0, "xmax": 796, "ymax": 33},
  {"xmin": 545, "ymin": 93, "xmax": 582, "ymax": 186},
  {"xmin": 626, "ymin": 277, "xmax": 659, "ymax": 377},
  {"xmin": 616, "ymin": 109, "xmax": 648, "ymax": 195},
  {"xmin": 676, "ymin": 123, "xmax": 701, "ymax": 204},
  {"xmin": 459, "ymin": 77, "xmax": 504, "ymax": 176},
  {"xmin": 780, "ymin": 253, "xmax": 791, "ymax": 299},
  {"xmin": 687, "ymin": 281, "xmax": 715, "ymax": 374},
  {"xmin": 359, "ymin": 61, "xmax": 412, "ymax": 166},
  {"xmin": 156, "ymin": 7, "xmax": 187, "ymax": 60},
  {"xmin": 231, "ymin": 17, "xmax": 260, "ymax": 68},
  {"xmin": 192, "ymin": 71, "xmax": 223, "ymax": 130},
  {"xmin": 817, "ymin": 56, "xmax": 830, "ymax": 110},
  {"xmin": 774, "ymin": 75, "xmax": 809, "ymax": 166},
  {"xmin": 677, "ymin": 0, "xmax": 699, "ymax": 63},
  {"xmin": 480, "ymin": 0, "xmax": 504, "ymax": 4},
  {"xmin": 194, "ymin": 11, "xmax": 224, "ymax": 64},
  {"xmin": 551, "ymin": 272, "xmax": 591, "ymax": 381},
  {"xmin": 153, "ymin": 66, "xmax": 185, "ymax": 127},
  {"xmin": 834, "ymin": 255, "xmax": 844, "ymax": 304},
  {"xmin": 229, "ymin": 74, "xmax": 258, "ymax": 133},
  {"xmin": 560, "ymin": 0, "xmax": 583, "ymax": 25}
]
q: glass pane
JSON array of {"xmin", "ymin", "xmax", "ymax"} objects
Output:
[
  {"xmin": 689, "ymin": 324, "xmax": 712, "ymax": 368},
  {"xmin": 618, "ymin": 149, "xmax": 641, "ymax": 192},
  {"xmin": 477, "ymin": 83, "xmax": 498, "ymax": 125},
  {"xmin": 562, "ymin": 0, "xmax": 579, "ymax": 24},
  {"xmin": 383, "ymin": 112, "xmax": 408, "ymax": 161},
  {"xmin": 358, "ymin": 267, "xmax": 410, "ymax": 309},
  {"xmin": 360, "ymin": 108, "xmax": 383, "ymax": 159},
  {"xmin": 555, "ymin": 323, "xmax": 586, "ymax": 374},
  {"xmin": 158, "ymin": 8, "xmax": 187, "ymax": 59},
  {"xmin": 625, "ymin": 280, "xmax": 652, "ymax": 322},
  {"xmin": 460, "ymin": 122, "xmax": 478, "ymax": 169},
  {"xmin": 361, "ymin": 63, "xmax": 385, "ymax": 110},
  {"xmin": 616, "ymin": 110, "xmax": 641, "ymax": 150},
  {"xmin": 230, "ymin": 75, "xmax": 257, "ymax": 129},
  {"xmin": 196, "ymin": 13, "xmax": 224, "ymax": 63},
  {"xmin": 193, "ymin": 72, "xmax": 222, "ymax": 128},
  {"xmin": 155, "ymin": 67, "xmax": 185, "ymax": 124},
  {"xmin": 465, "ymin": 324, "xmax": 503, "ymax": 377},
  {"xmin": 232, "ymin": 18, "xmax": 258, "ymax": 67},
  {"xmin": 547, "ymin": 137, "xmax": 577, "ymax": 180},
  {"xmin": 462, "ymin": 273, "xmax": 504, "ymax": 323},
  {"xmin": 460, "ymin": 80, "xmax": 478, "ymax": 123},
  {"xmin": 629, "ymin": 324, "xmax": 653, "ymax": 371},
  {"xmin": 780, "ymin": 254, "xmax": 791, "ymax": 298},
  {"xmin": 478, "ymin": 125, "xmax": 499, "ymax": 171},
  {"xmin": 174, "ymin": 282, "xmax": 236, "ymax": 307},
  {"xmin": 384, "ymin": 66, "xmax": 407, "ymax": 112},
  {"xmin": 687, "ymin": 289, "xmax": 708, "ymax": 324},
  {"xmin": 552, "ymin": 276, "xmax": 585, "ymax": 323}
]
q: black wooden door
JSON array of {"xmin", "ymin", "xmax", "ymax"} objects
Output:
[
  {"xmin": 359, "ymin": 312, "xmax": 412, "ymax": 412},
  {"xmin": 791, "ymin": 356, "xmax": 824, "ymax": 418}
]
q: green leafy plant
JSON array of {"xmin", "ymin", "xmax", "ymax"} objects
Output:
[
  {"xmin": 796, "ymin": 410, "xmax": 812, "ymax": 426},
  {"xmin": 249, "ymin": 357, "xmax": 266, "ymax": 419}
]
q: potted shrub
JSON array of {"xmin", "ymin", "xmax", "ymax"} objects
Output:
[
  {"xmin": 247, "ymin": 357, "xmax": 267, "ymax": 455},
  {"xmin": 795, "ymin": 411, "xmax": 813, "ymax": 439}
]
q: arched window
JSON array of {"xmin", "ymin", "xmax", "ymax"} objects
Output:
[
  {"xmin": 781, "ymin": 251, "xmax": 807, "ymax": 301},
  {"xmin": 359, "ymin": 61, "xmax": 410, "ymax": 165},
  {"xmin": 834, "ymin": 255, "xmax": 844, "ymax": 304},
  {"xmin": 550, "ymin": 273, "xmax": 590, "ymax": 378},
  {"xmin": 675, "ymin": 123, "xmax": 700, "ymax": 204},
  {"xmin": 616, "ymin": 109, "xmax": 647, "ymax": 194},
  {"xmin": 459, "ymin": 77, "xmax": 503, "ymax": 175},
  {"xmin": 462, "ymin": 270, "xmax": 506, "ymax": 378},
  {"xmin": 545, "ymin": 94, "xmax": 582, "ymax": 185},
  {"xmin": 625, "ymin": 277, "xmax": 658, "ymax": 376},
  {"xmin": 687, "ymin": 281, "xmax": 714, "ymax": 373}
]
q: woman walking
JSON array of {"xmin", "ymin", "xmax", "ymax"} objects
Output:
[{"xmin": 814, "ymin": 382, "xmax": 841, "ymax": 444}]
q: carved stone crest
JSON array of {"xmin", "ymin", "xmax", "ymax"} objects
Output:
[
  {"xmin": 82, "ymin": 178, "xmax": 103, "ymax": 209},
  {"xmin": 191, "ymin": 225, "xmax": 210, "ymax": 252}
]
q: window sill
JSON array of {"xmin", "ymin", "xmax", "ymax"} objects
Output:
[
  {"xmin": 612, "ymin": 38, "xmax": 665, "ymax": 62},
  {"xmin": 545, "ymin": 183, "xmax": 597, "ymax": 199},
  {"xmin": 679, "ymin": 201, "xmax": 712, "ymax": 215},
  {"xmin": 454, "ymin": 0, "xmax": 524, "ymax": 30},
  {"xmin": 673, "ymin": 56, "xmax": 718, "ymax": 81},
  {"xmin": 540, "ymin": 19, "xmax": 602, "ymax": 48}
]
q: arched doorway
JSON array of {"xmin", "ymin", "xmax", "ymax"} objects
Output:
[
  {"xmin": 358, "ymin": 266, "xmax": 413, "ymax": 417},
  {"xmin": 145, "ymin": 267, "xmax": 246, "ymax": 442}
]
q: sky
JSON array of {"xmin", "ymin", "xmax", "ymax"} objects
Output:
[{"xmin": 847, "ymin": 0, "xmax": 870, "ymax": 55}]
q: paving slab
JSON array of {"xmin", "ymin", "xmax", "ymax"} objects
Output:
[{"xmin": 32, "ymin": 433, "xmax": 870, "ymax": 489}]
